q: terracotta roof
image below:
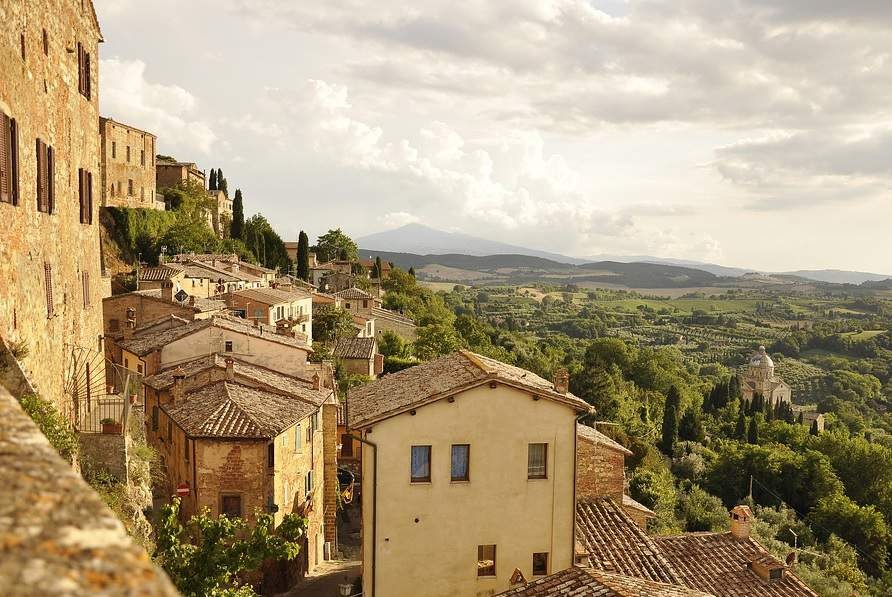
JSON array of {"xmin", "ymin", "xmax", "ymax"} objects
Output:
[
  {"xmin": 334, "ymin": 337, "xmax": 377, "ymax": 360},
  {"xmin": 119, "ymin": 314, "xmax": 311, "ymax": 356},
  {"xmin": 334, "ymin": 287, "xmax": 371, "ymax": 300},
  {"xmin": 139, "ymin": 265, "xmax": 182, "ymax": 282},
  {"xmin": 348, "ymin": 351, "xmax": 589, "ymax": 428},
  {"xmin": 162, "ymin": 381, "xmax": 316, "ymax": 439},
  {"xmin": 133, "ymin": 288, "xmax": 227, "ymax": 312},
  {"xmin": 142, "ymin": 355, "xmax": 330, "ymax": 406},
  {"xmin": 371, "ymin": 307, "xmax": 416, "ymax": 326},
  {"xmin": 226, "ymin": 287, "xmax": 311, "ymax": 305},
  {"xmin": 578, "ymin": 424, "xmax": 633, "ymax": 456},
  {"xmin": 576, "ymin": 498, "xmax": 681, "ymax": 585},
  {"xmin": 495, "ymin": 567, "xmax": 712, "ymax": 596},
  {"xmin": 171, "ymin": 253, "xmax": 238, "ymax": 263},
  {"xmin": 622, "ymin": 494, "xmax": 656, "ymax": 518},
  {"xmin": 655, "ymin": 533, "xmax": 818, "ymax": 597}
]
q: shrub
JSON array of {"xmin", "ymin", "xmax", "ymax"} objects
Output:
[{"xmin": 19, "ymin": 394, "xmax": 79, "ymax": 463}]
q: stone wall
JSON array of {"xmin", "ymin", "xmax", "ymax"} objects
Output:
[
  {"xmin": 99, "ymin": 117, "xmax": 158, "ymax": 209},
  {"xmin": 576, "ymin": 436, "xmax": 625, "ymax": 501},
  {"xmin": 0, "ymin": 0, "xmax": 107, "ymax": 413},
  {"xmin": 322, "ymin": 402, "xmax": 339, "ymax": 550},
  {"xmin": 80, "ymin": 432, "xmax": 127, "ymax": 482}
]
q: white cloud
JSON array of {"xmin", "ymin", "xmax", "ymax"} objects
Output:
[
  {"xmin": 379, "ymin": 212, "xmax": 421, "ymax": 228},
  {"xmin": 100, "ymin": 58, "xmax": 217, "ymax": 155}
]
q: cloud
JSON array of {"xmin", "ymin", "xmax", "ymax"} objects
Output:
[
  {"xmin": 100, "ymin": 58, "xmax": 217, "ymax": 154},
  {"xmin": 379, "ymin": 212, "xmax": 421, "ymax": 228}
]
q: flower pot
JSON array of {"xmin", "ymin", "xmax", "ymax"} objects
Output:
[{"xmin": 101, "ymin": 422, "xmax": 122, "ymax": 435}]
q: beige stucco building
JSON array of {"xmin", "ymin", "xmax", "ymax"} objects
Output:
[
  {"xmin": 740, "ymin": 346, "xmax": 791, "ymax": 407},
  {"xmin": 348, "ymin": 351, "xmax": 589, "ymax": 597},
  {"xmin": 99, "ymin": 117, "xmax": 160, "ymax": 209},
  {"xmin": 156, "ymin": 158, "xmax": 204, "ymax": 189},
  {"xmin": 222, "ymin": 287, "xmax": 313, "ymax": 340},
  {"xmin": 0, "ymin": 0, "xmax": 107, "ymax": 415}
]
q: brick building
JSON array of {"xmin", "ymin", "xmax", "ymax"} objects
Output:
[
  {"xmin": 99, "ymin": 116, "xmax": 160, "ymax": 209},
  {"xmin": 0, "ymin": 0, "xmax": 107, "ymax": 414},
  {"xmin": 156, "ymin": 158, "xmax": 204, "ymax": 190}
]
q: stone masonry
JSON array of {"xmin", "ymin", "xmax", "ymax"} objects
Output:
[
  {"xmin": 1, "ymin": 0, "xmax": 107, "ymax": 412},
  {"xmin": 99, "ymin": 117, "xmax": 159, "ymax": 209},
  {"xmin": 576, "ymin": 432, "xmax": 626, "ymax": 501}
]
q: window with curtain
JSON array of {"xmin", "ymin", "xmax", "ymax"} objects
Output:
[
  {"xmin": 451, "ymin": 444, "xmax": 469, "ymax": 481},
  {"xmin": 477, "ymin": 545, "xmax": 496, "ymax": 577},
  {"xmin": 410, "ymin": 445, "xmax": 431, "ymax": 482},
  {"xmin": 528, "ymin": 443, "xmax": 547, "ymax": 479}
]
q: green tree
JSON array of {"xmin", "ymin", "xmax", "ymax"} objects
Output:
[
  {"xmin": 19, "ymin": 394, "xmax": 79, "ymax": 464},
  {"xmin": 378, "ymin": 330, "xmax": 407, "ymax": 357},
  {"xmin": 679, "ymin": 408, "xmax": 705, "ymax": 443},
  {"xmin": 414, "ymin": 323, "xmax": 462, "ymax": 360},
  {"xmin": 375, "ymin": 256, "xmax": 383, "ymax": 280},
  {"xmin": 408, "ymin": 266, "xmax": 416, "ymax": 278},
  {"xmin": 208, "ymin": 168, "xmax": 217, "ymax": 190},
  {"xmin": 154, "ymin": 499, "xmax": 306, "ymax": 597},
  {"xmin": 736, "ymin": 407, "xmax": 748, "ymax": 440},
  {"xmin": 314, "ymin": 228, "xmax": 357, "ymax": 262},
  {"xmin": 230, "ymin": 189, "xmax": 244, "ymax": 240},
  {"xmin": 676, "ymin": 485, "xmax": 729, "ymax": 532},
  {"xmin": 809, "ymin": 493, "xmax": 890, "ymax": 577},
  {"xmin": 660, "ymin": 402, "xmax": 679, "ymax": 455},
  {"xmin": 296, "ymin": 231, "xmax": 310, "ymax": 281},
  {"xmin": 747, "ymin": 416, "xmax": 759, "ymax": 444},
  {"xmin": 216, "ymin": 168, "xmax": 226, "ymax": 194},
  {"xmin": 312, "ymin": 304, "xmax": 355, "ymax": 343},
  {"xmin": 244, "ymin": 214, "xmax": 291, "ymax": 271}
]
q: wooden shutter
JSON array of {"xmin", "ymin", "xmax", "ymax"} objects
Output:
[
  {"xmin": 0, "ymin": 113, "xmax": 9, "ymax": 203},
  {"xmin": 83, "ymin": 271, "xmax": 90, "ymax": 308},
  {"xmin": 78, "ymin": 169, "xmax": 85, "ymax": 222},
  {"xmin": 44, "ymin": 263, "xmax": 53, "ymax": 317},
  {"xmin": 77, "ymin": 43, "xmax": 84, "ymax": 96},
  {"xmin": 87, "ymin": 171, "xmax": 93, "ymax": 224},
  {"xmin": 46, "ymin": 145, "xmax": 54, "ymax": 213},
  {"xmin": 36, "ymin": 140, "xmax": 44, "ymax": 212},
  {"xmin": 10, "ymin": 118, "xmax": 18, "ymax": 205},
  {"xmin": 85, "ymin": 51, "xmax": 91, "ymax": 99}
]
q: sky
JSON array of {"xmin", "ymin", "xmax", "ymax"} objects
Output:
[{"xmin": 94, "ymin": 0, "xmax": 892, "ymax": 273}]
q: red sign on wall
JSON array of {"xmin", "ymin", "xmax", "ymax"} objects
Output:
[{"xmin": 176, "ymin": 482, "xmax": 190, "ymax": 497}]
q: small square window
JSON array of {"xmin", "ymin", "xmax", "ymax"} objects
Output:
[
  {"xmin": 267, "ymin": 443, "xmax": 275, "ymax": 468},
  {"xmin": 477, "ymin": 545, "xmax": 496, "ymax": 577},
  {"xmin": 533, "ymin": 552, "xmax": 548, "ymax": 576},
  {"xmin": 411, "ymin": 445, "xmax": 431, "ymax": 483},
  {"xmin": 224, "ymin": 340, "xmax": 233, "ymax": 352},
  {"xmin": 528, "ymin": 443, "xmax": 547, "ymax": 479},
  {"xmin": 451, "ymin": 444, "xmax": 469, "ymax": 482},
  {"xmin": 221, "ymin": 494, "xmax": 242, "ymax": 518}
]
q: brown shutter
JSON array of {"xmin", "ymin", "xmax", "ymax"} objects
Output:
[
  {"xmin": 87, "ymin": 171, "xmax": 93, "ymax": 224},
  {"xmin": 10, "ymin": 118, "xmax": 17, "ymax": 206},
  {"xmin": 78, "ymin": 169, "xmax": 85, "ymax": 222},
  {"xmin": 0, "ymin": 113, "xmax": 9, "ymax": 203},
  {"xmin": 44, "ymin": 262, "xmax": 53, "ymax": 317},
  {"xmin": 77, "ymin": 43, "xmax": 84, "ymax": 95},
  {"xmin": 83, "ymin": 271, "xmax": 90, "ymax": 308},
  {"xmin": 46, "ymin": 145, "xmax": 54, "ymax": 213},
  {"xmin": 85, "ymin": 51, "xmax": 91, "ymax": 99},
  {"xmin": 36, "ymin": 140, "xmax": 44, "ymax": 211}
]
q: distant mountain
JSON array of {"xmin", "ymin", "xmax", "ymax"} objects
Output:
[{"xmin": 779, "ymin": 270, "xmax": 892, "ymax": 285}]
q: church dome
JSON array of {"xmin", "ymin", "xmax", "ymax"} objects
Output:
[{"xmin": 749, "ymin": 346, "xmax": 774, "ymax": 368}]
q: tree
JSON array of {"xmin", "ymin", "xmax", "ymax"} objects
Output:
[
  {"xmin": 296, "ymin": 231, "xmax": 310, "ymax": 281},
  {"xmin": 660, "ymin": 402, "xmax": 679, "ymax": 455},
  {"xmin": 314, "ymin": 228, "xmax": 357, "ymax": 262},
  {"xmin": 153, "ymin": 498, "xmax": 306, "ymax": 597},
  {"xmin": 809, "ymin": 493, "xmax": 890, "ymax": 577},
  {"xmin": 244, "ymin": 214, "xmax": 291, "ymax": 271},
  {"xmin": 208, "ymin": 168, "xmax": 217, "ymax": 190},
  {"xmin": 230, "ymin": 189, "xmax": 244, "ymax": 240},
  {"xmin": 414, "ymin": 323, "xmax": 462, "ymax": 360},
  {"xmin": 312, "ymin": 304, "xmax": 355, "ymax": 343},
  {"xmin": 374, "ymin": 256, "xmax": 383, "ymax": 280},
  {"xmin": 217, "ymin": 168, "xmax": 226, "ymax": 194},
  {"xmin": 408, "ymin": 266, "xmax": 416, "ymax": 278},
  {"xmin": 747, "ymin": 416, "xmax": 759, "ymax": 444},
  {"xmin": 378, "ymin": 330, "xmax": 407, "ymax": 358},
  {"xmin": 736, "ymin": 407, "xmax": 747, "ymax": 440},
  {"xmin": 679, "ymin": 408, "xmax": 705, "ymax": 443}
]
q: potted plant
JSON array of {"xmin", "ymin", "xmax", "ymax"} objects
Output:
[{"xmin": 101, "ymin": 418, "xmax": 122, "ymax": 435}]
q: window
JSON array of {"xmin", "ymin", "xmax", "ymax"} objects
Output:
[
  {"xmin": 295, "ymin": 425, "xmax": 302, "ymax": 453},
  {"xmin": 77, "ymin": 42, "xmax": 91, "ymax": 99},
  {"xmin": 78, "ymin": 168, "xmax": 93, "ymax": 224},
  {"xmin": 43, "ymin": 262, "xmax": 53, "ymax": 317},
  {"xmin": 128, "ymin": 179, "xmax": 134, "ymax": 196},
  {"xmin": 341, "ymin": 433, "xmax": 353, "ymax": 457},
  {"xmin": 126, "ymin": 146, "xmax": 131, "ymax": 163},
  {"xmin": 152, "ymin": 405, "xmax": 159, "ymax": 431},
  {"xmin": 116, "ymin": 181, "xmax": 121, "ymax": 196},
  {"xmin": 82, "ymin": 271, "xmax": 91, "ymax": 308},
  {"xmin": 184, "ymin": 438, "xmax": 190, "ymax": 462},
  {"xmin": 36, "ymin": 140, "xmax": 54, "ymax": 213},
  {"xmin": 137, "ymin": 363, "xmax": 143, "ymax": 374},
  {"xmin": 167, "ymin": 420, "xmax": 172, "ymax": 441},
  {"xmin": 224, "ymin": 340, "xmax": 233, "ymax": 352},
  {"xmin": 109, "ymin": 318, "xmax": 120, "ymax": 332},
  {"xmin": 410, "ymin": 445, "xmax": 431, "ymax": 483},
  {"xmin": 141, "ymin": 149, "xmax": 145, "ymax": 166},
  {"xmin": 221, "ymin": 494, "xmax": 242, "ymax": 518},
  {"xmin": 528, "ymin": 443, "xmax": 547, "ymax": 479},
  {"xmin": 451, "ymin": 444, "xmax": 470, "ymax": 481},
  {"xmin": 305, "ymin": 470, "xmax": 314, "ymax": 494},
  {"xmin": 769, "ymin": 568, "xmax": 784, "ymax": 580},
  {"xmin": 532, "ymin": 553, "xmax": 548, "ymax": 576},
  {"xmin": 124, "ymin": 358, "xmax": 129, "ymax": 369},
  {"xmin": 477, "ymin": 545, "xmax": 496, "ymax": 577},
  {"xmin": 267, "ymin": 443, "xmax": 275, "ymax": 468},
  {"xmin": 42, "ymin": 29, "xmax": 48, "ymax": 55},
  {"xmin": 112, "ymin": 141, "xmax": 116, "ymax": 159},
  {"xmin": 0, "ymin": 112, "xmax": 20, "ymax": 205}
]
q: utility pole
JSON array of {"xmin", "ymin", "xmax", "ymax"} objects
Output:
[{"xmin": 749, "ymin": 474, "xmax": 754, "ymax": 501}]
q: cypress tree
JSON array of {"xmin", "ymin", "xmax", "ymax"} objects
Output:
[
  {"xmin": 660, "ymin": 403, "xmax": 678, "ymax": 455},
  {"xmin": 220, "ymin": 176, "xmax": 228, "ymax": 196},
  {"xmin": 208, "ymin": 168, "xmax": 217, "ymax": 190},
  {"xmin": 375, "ymin": 256, "xmax": 383, "ymax": 280},
  {"xmin": 666, "ymin": 385, "xmax": 682, "ymax": 412},
  {"xmin": 679, "ymin": 408, "xmax": 705, "ymax": 443},
  {"xmin": 408, "ymin": 266, "xmax": 416, "ymax": 278},
  {"xmin": 729, "ymin": 375, "xmax": 741, "ymax": 400},
  {"xmin": 747, "ymin": 416, "xmax": 759, "ymax": 444},
  {"xmin": 230, "ymin": 189, "xmax": 245, "ymax": 240},
  {"xmin": 736, "ymin": 407, "xmax": 747, "ymax": 440},
  {"xmin": 810, "ymin": 420, "xmax": 819, "ymax": 436},
  {"xmin": 297, "ymin": 231, "xmax": 310, "ymax": 281}
]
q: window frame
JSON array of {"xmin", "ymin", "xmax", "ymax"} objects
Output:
[
  {"xmin": 220, "ymin": 493, "xmax": 243, "ymax": 518},
  {"xmin": 527, "ymin": 443, "xmax": 548, "ymax": 480},
  {"xmin": 410, "ymin": 445, "xmax": 432, "ymax": 483},
  {"xmin": 451, "ymin": 444, "xmax": 470, "ymax": 482},
  {"xmin": 477, "ymin": 544, "xmax": 496, "ymax": 578},
  {"xmin": 0, "ymin": 112, "xmax": 19, "ymax": 206},
  {"xmin": 532, "ymin": 552, "xmax": 548, "ymax": 576}
]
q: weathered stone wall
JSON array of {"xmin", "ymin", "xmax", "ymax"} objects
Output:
[
  {"xmin": 79, "ymin": 432, "xmax": 127, "ymax": 481},
  {"xmin": 99, "ymin": 118, "xmax": 158, "ymax": 209},
  {"xmin": 102, "ymin": 292, "xmax": 198, "ymax": 335},
  {"xmin": 322, "ymin": 402, "xmax": 339, "ymax": 550},
  {"xmin": 576, "ymin": 436, "xmax": 625, "ymax": 501},
  {"xmin": 0, "ymin": 0, "xmax": 107, "ymax": 412},
  {"xmin": 195, "ymin": 440, "xmax": 267, "ymax": 520}
]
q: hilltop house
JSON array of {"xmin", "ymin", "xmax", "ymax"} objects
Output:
[
  {"xmin": 347, "ymin": 351, "xmax": 590, "ymax": 597},
  {"xmin": 740, "ymin": 346, "xmax": 792, "ymax": 407},
  {"xmin": 222, "ymin": 287, "xmax": 312, "ymax": 339},
  {"xmin": 156, "ymin": 158, "xmax": 204, "ymax": 189},
  {"xmin": 333, "ymin": 336, "xmax": 382, "ymax": 378},
  {"xmin": 99, "ymin": 117, "xmax": 160, "ymax": 209}
]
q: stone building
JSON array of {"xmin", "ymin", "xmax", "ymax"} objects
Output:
[
  {"xmin": 99, "ymin": 116, "xmax": 160, "ymax": 209},
  {"xmin": 206, "ymin": 189, "xmax": 232, "ymax": 237},
  {"xmin": 156, "ymin": 157, "xmax": 204, "ymax": 189},
  {"xmin": 740, "ymin": 346, "xmax": 792, "ymax": 407},
  {"xmin": 222, "ymin": 286, "xmax": 313, "ymax": 339},
  {"xmin": 333, "ymin": 336, "xmax": 382, "ymax": 378},
  {"xmin": 0, "ymin": 0, "xmax": 108, "ymax": 415}
]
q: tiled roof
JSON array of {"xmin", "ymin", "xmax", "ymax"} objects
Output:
[
  {"xmin": 334, "ymin": 287, "xmax": 371, "ymax": 300},
  {"xmin": 622, "ymin": 494, "xmax": 656, "ymax": 518},
  {"xmin": 119, "ymin": 314, "xmax": 311, "ymax": 356},
  {"xmin": 578, "ymin": 424, "xmax": 633, "ymax": 456},
  {"xmin": 348, "ymin": 350, "xmax": 589, "ymax": 428},
  {"xmin": 162, "ymin": 381, "xmax": 316, "ymax": 439},
  {"xmin": 226, "ymin": 287, "xmax": 311, "ymax": 305},
  {"xmin": 655, "ymin": 533, "xmax": 818, "ymax": 597},
  {"xmin": 576, "ymin": 498, "xmax": 681, "ymax": 585},
  {"xmin": 371, "ymin": 307, "xmax": 416, "ymax": 326},
  {"xmin": 495, "ymin": 567, "xmax": 712, "ymax": 596},
  {"xmin": 139, "ymin": 265, "xmax": 183, "ymax": 282},
  {"xmin": 134, "ymin": 288, "xmax": 227, "ymax": 312},
  {"xmin": 334, "ymin": 337, "xmax": 376, "ymax": 360},
  {"xmin": 142, "ymin": 355, "xmax": 329, "ymax": 406},
  {"xmin": 171, "ymin": 253, "xmax": 238, "ymax": 263}
]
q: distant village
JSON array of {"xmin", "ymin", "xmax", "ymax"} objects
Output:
[{"xmin": 0, "ymin": 2, "xmax": 830, "ymax": 596}]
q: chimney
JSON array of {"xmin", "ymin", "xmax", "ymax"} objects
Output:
[
  {"xmin": 171, "ymin": 368, "xmax": 186, "ymax": 405},
  {"xmin": 730, "ymin": 505, "xmax": 753, "ymax": 540},
  {"xmin": 553, "ymin": 368, "xmax": 569, "ymax": 394},
  {"xmin": 312, "ymin": 373, "xmax": 321, "ymax": 391},
  {"xmin": 161, "ymin": 280, "xmax": 174, "ymax": 302},
  {"xmin": 225, "ymin": 357, "xmax": 234, "ymax": 381}
]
